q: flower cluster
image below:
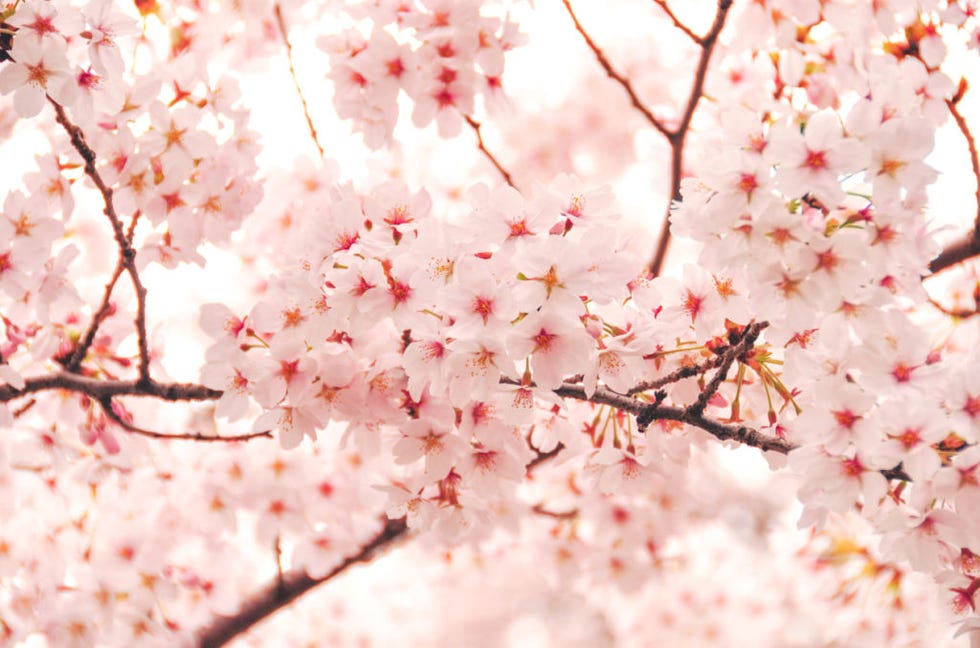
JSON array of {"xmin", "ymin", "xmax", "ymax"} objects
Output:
[
  {"xmin": 320, "ymin": 0, "xmax": 524, "ymax": 146},
  {"xmin": 675, "ymin": 0, "xmax": 980, "ymax": 630},
  {"xmin": 0, "ymin": 0, "xmax": 979, "ymax": 644}
]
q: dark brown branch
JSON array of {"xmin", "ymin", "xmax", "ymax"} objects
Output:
[
  {"xmin": 554, "ymin": 382, "xmax": 647, "ymax": 416},
  {"xmin": 649, "ymin": 0, "xmax": 733, "ymax": 277},
  {"xmin": 65, "ymin": 258, "xmax": 125, "ymax": 371},
  {"xmin": 554, "ymin": 381, "xmax": 911, "ymax": 480},
  {"xmin": 947, "ymin": 91, "xmax": 980, "ymax": 234},
  {"xmin": 627, "ymin": 353, "xmax": 725, "ymax": 395},
  {"xmin": 560, "ymin": 0, "xmax": 732, "ymax": 276},
  {"xmin": 0, "ymin": 372, "xmax": 220, "ymax": 403},
  {"xmin": 51, "ymin": 99, "xmax": 152, "ymax": 384},
  {"xmin": 12, "ymin": 398, "xmax": 36, "ymax": 418},
  {"xmin": 651, "ymin": 0, "xmax": 703, "ymax": 44},
  {"xmin": 99, "ymin": 396, "xmax": 271, "ymax": 442},
  {"xmin": 526, "ymin": 441, "xmax": 565, "ymax": 474},
  {"xmin": 668, "ymin": 403, "xmax": 795, "ymax": 454},
  {"xmin": 929, "ymin": 233, "xmax": 980, "ymax": 275},
  {"xmin": 881, "ymin": 464, "xmax": 912, "ymax": 482},
  {"xmin": 689, "ymin": 321, "xmax": 766, "ymax": 416},
  {"xmin": 196, "ymin": 516, "xmax": 409, "ymax": 648},
  {"xmin": 555, "ymin": 381, "xmax": 794, "ymax": 454},
  {"xmin": 924, "ymin": 88, "xmax": 980, "ymax": 277},
  {"xmin": 274, "ymin": 3, "xmax": 325, "ymax": 160},
  {"xmin": 464, "ymin": 115, "xmax": 515, "ymax": 187},
  {"xmin": 531, "ymin": 503, "xmax": 578, "ymax": 519},
  {"xmin": 560, "ymin": 0, "xmax": 672, "ymax": 139},
  {"xmin": 927, "ymin": 295, "xmax": 979, "ymax": 320},
  {"xmin": 671, "ymin": 0, "xmax": 731, "ymax": 148}
]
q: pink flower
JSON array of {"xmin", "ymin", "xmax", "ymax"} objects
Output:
[
  {"xmin": 392, "ymin": 420, "xmax": 467, "ymax": 480},
  {"xmin": 24, "ymin": 154, "xmax": 74, "ymax": 218},
  {"xmin": 509, "ymin": 310, "xmax": 596, "ymax": 391},
  {"xmin": 767, "ymin": 112, "xmax": 869, "ymax": 208},
  {"xmin": 870, "ymin": 404, "xmax": 947, "ymax": 482},
  {"xmin": 850, "ymin": 112, "xmax": 937, "ymax": 206},
  {"xmin": 81, "ymin": 0, "xmax": 139, "ymax": 76},
  {"xmin": 587, "ymin": 447, "xmax": 656, "ymax": 495},
  {"xmin": 443, "ymin": 256, "xmax": 518, "ymax": 337},
  {"xmin": 790, "ymin": 446, "xmax": 888, "ymax": 517},
  {"xmin": 7, "ymin": 0, "xmax": 82, "ymax": 43},
  {"xmin": 142, "ymin": 102, "xmax": 216, "ymax": 180},
  {"xmin": 0, "ymin": 36, "xmax": 78, "ymax": 116},
  {"xmin": 456, "ymin": 446, "xmax": 524, "ymax": 494},
  {"xmin": 880, "ymin": 509, "xmax": 965, "ymax": 573},
  {"xmin": 402, "ymin": 325, "xmax": 453, "ymax": 401},
  {"xmin": 584, "ymin": 334, "xmax": 647, "ymax": 396},
  {"xmin": 253, "ymin": 405, "xmax": 321, "ymax": 450},
  {"xmin": 786, "ymin": 382, "xmax": 874, "ymax": 454},
  {"xmin": 446, "ymin": 337, "xmax": 514, "ymax": 406}
]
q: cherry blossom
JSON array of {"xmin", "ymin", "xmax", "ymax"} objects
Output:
[
  {"xmin": 0, "ymin": 35, "xmax": 77, "ymax": 116},
  {"xmin": 0, "ymin": 0, "xmax": 979, "ymax": 645},
  {"xmin": 766, "ymin": 112, "xmax": 870, "ymax": 209}
]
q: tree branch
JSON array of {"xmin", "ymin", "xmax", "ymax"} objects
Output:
[
  {"xmin": 64, "ymin": 257, "xmax": 125, "ymax": 371},
  {"xmin": 526, "ymin": 440, "xmax": 565, "ymax": 474},
  {"xmin": 196, "ymin": 516, "xmax": 409, "ymax": 647},
  {"xmin": 688, "ymin": 321, "xmax": 765, "ymax": 416},
  {"xmin": 560, "ymin": 0, "xmax": 732, "ymax": 276},
  {"xmin": 651, "ymin": 0, "xmax": 702, "ymax": 44},
  {"xmin": 98, "ymin": 395, "xmax": 271, "ymax": 442},
  {"xmin": 627, "ymin": 353, "xmax": 725, "ymax": 394},
  {"xmin": 929, "ymin": 232, "xmax": 980, "ymax": 275},
  {"xmin": 544, "ymin": 320, "xmax": 914, "ymax": 478},
  {"xmin": 51, "ymin": 99, "xmax": 152, "ymax": 384},
  {"xmin": 560, "ymin": 0, "xmax": 672, "ymax": 138},
  {"xmin": 648, "ymin": 0, "xmax": 733, "ymax": 277},
  {"xmin": 464, "ymin": 115, "xmax": 515, "ymax": 187},
  {"xmin": 274, "ymin": 3, "xmax": 325, "ymax": 160},
  {"xmin": 0, "ymin": 372, "xmax": 220, "ymax": 403},
  {"xmin": 947, "ymin": 89, "xmax": 980, "ymax": 234},
  {"xmin": 927, "ymin": 295, "xmax": 979, "ymax": 320},
  {"xmin": 555, "ymin": 380, "xmax": 793, "ymax": 453},
  {"xmin": 531, "ymin": 503, "xmax": 578, "ymax": 519},
  {"xmin": 554, "ymin": 381, "xmax": 913, "ymax": 481}
]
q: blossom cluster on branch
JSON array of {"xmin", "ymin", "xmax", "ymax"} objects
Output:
[{"xmin": 0, "ymin": 0, "xmax": 979, "ymax": 645}]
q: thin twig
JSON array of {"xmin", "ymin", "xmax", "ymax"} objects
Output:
[
  {"xmin": 560, "ymin": 0, "xmax": 672, "ymax": 138},
  {"xmin": 531, "ymin": 503, "xmax": 578, "ymax": 519},
  {"xmin": 51, "ymin": 99, "xmax": 152, "ymax": 384},
  {"xmin": 672, "ymin": 0, "xmax": 732, "ymax": 145},
  {"xmin": 126, "ymin": 210, "xmax": 141, "ymax": 243},
  {"xmin": 12, "ymin": 398, "xmax": 36, "ymax": 418},
  {"xmin": 927, "ymin": 296, "xmax": 979, "ymax": 320},
  {"xmin": 651, "ymin": 0, "xmax": 703, "ymax": 44},
  {"xmin": 649, "ymin": 0, "xmax": 733, "ymax": 277},
  {"xmin": 274, "ymin": 3, "xmax": 325, "ymax": 160},
  {"xmin": 947, "ymin": 93, "xmax": 980, "ymax": 234},
  {"xmin": 65, "ymin": 258, "xmax": 126, "ymax": 371},
  {"xmin": 526, "ymin": 441, "xmax": 565, "ymax": 474},
  {"xmin": 196, "ymin": 516, "xmax": 409, "ymax": 647},
  {"xmin": 560, "ymin": 0, "xmax": 732, "ymax": 275},
  {"xmin": 689, "ymin": 321, "xmax": 766, "ymax": 416},
  {"xmin": 274, "ymin": 536, "xmax": 285, "ymax": 594},
  {"xmin": 98, "ymin": 396, "xmax": 271, "ymax": 442},
  {"xmin": 628, "ymin": 353, "xmax": 725, "ymax": 395},
  {"xmin": 464, "ymin": 115, "xmax": 515, "ymax": 187}
]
